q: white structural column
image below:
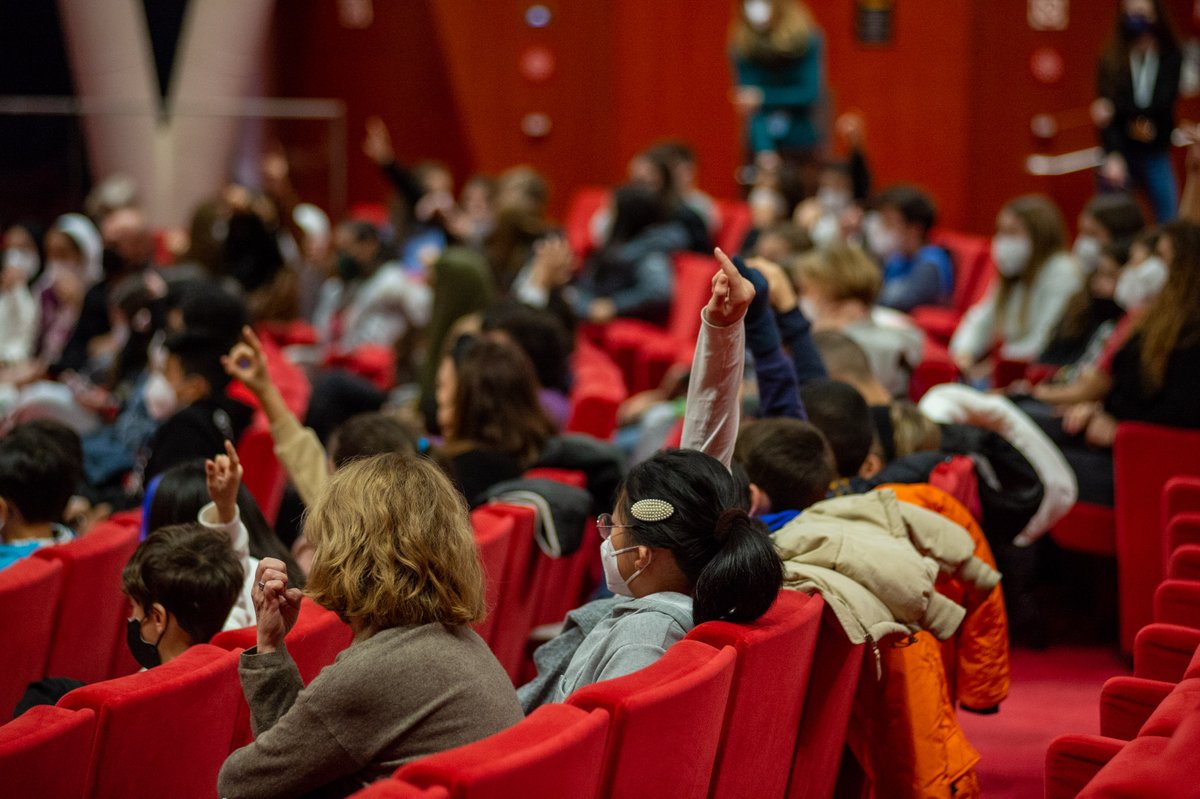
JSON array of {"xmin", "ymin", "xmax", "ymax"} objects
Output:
[{"xmin": 57, "ymin": 0, "xmax": 276, "ymax": 227}]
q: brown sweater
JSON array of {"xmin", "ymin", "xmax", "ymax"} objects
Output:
[{"xmin": 218, "ymin": 624, "xmax": 523, "ymax": 799}]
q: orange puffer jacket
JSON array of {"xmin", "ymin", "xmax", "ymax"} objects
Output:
[{"xmin": 845, "ymin": 483, "xmax": 1010, "ymax": 799}]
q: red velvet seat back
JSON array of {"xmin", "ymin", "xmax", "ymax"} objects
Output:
[
  {"xmin": 470, "ymin": 504, "xmax": 538, "ymax": 681},
  {"xmin": 686, "ymin": 591, "xmax": 824, "ymax": 799},
  {"xmin": 350, "ymin": 783, "xmax": 450, "ymax": 798},
  {"xmin": 395, "ymin": 704, "xmax": 610, "ymax": 799},
  {"xmin": 713, "ymin": 200, "xmax": 752, "ymax": 256},
  {"xmin": 787, "ymin": 604, "xmax": 866, "ymax": 799},
  {"xmin": 0, "ymin": 557, "xmax": 63, "ymax": 717},
  {"xmin": 469, "ymin": 511, "xmax": 515, "ymax": 647},
  {"xmin": 59, "ymin": 644, "xmax": 241, "ymax": 799},
  {"xmin": 33, "ymin": 513, "xmax": 141, "ymax": 683},
  {"xmin": 0, "ymin": 705, "xmax": 95, "ymax": 799},
  {"xmin": 568, "ymin": 640, "xmax": 738, "ymax": 799},
  {"xmin": 567, "ymin": 338, "xmax": 627, "ymax": 439},
  {"xmin": 564, "ymin": 185, "xmax": 609, "ymax": 259},
  {"xmin": 1080, "ymin": 712, "xmax": 1200, "ymax": 798}
]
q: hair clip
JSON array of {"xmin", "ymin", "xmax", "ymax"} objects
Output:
[{"xmin": 631, "ymin": 498, "xmax": 675, "ymax": 523}]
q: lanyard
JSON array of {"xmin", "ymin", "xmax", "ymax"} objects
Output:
[{"xmin": 1130, "ymin": 48, "xmax": 1159, "ymax": 109}]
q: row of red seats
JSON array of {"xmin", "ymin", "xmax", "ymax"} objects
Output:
[
  {"xmin": 350, "ymin": 590, "xmax": 867, "ymax": 799},
  {"xmin": 1045, "ymin": 476, "xmax": 1200, "ymax": 797}
]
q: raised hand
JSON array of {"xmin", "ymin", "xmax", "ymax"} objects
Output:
[
  {"xmin": 221, "ymin": 326, "xmax": 271, "ymax": 397},
  {"xmin": 362, "ymin": 116, "xmax": 394, "ymax": 165},
  {"xmin": 705, "ymin": 248, "xmax": 757, "ymax": 327},
  {"xmin": 747, "ymin": 256, "xmax": 798, "ymax": 313},
  {"xmin": 205, "ymin": 440, "xmax": 243, "ymax": 525},
  {"xmin": 253, "ymin": 557, "xmax": 303, "ymax": 654}
]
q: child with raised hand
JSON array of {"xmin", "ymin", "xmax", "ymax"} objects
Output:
[{"xmin": 196, "ymin": 440, "xmax": 259, "ymax": 630}]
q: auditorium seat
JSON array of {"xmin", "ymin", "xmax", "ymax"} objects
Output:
[
  {"xmin": 394, "ymin": 704, "xmax": 610, "ymax": 799},
  {"xmin": 1134, "ymin": 624, "xmax": 1200, "ymax": 683},
  {"xmin": 1077, "ymin": 714, "xmax": 1200, "ymax": 799},
  {"xmin": 787, "ymin": 605, "xmax": 866, "ymax": 799},
  {"xmin": 351, "ymin": 783, "xmax": 449, "ymax": 798},
  {"xmin": 468, "ymin": 509, "xmax": 514, "ymax": 647},
  {"xmin": 522, "ymin": 467, "xmax": 602, "ymax": 630},
  {"xmin": 0, "ymin": 557, "xmax": 63, "ymax": 718},
  {"xmin": 59, "ymin": 644, "xmax": 241, "ymax": 799},
  {"xmin": 1164, "ymin": 476, "xmax": 1200, "ymax": 523},
  {"xmin": 0, "ymin": 704, "xmax": 95, "ymax": 799},
  {"xmin": 1168, "ymin": 544, "xmax": 1200, "ymax": 582},
  {"xmin": 567, "ymin": 640, "xmax": 737, "ymax": 799},
  {"xmin": 1044, "ymin": 734, "xmax": 1125, "ymax": 799},
  {"xmin": 1051, "ymin": 502, "xmax": 1117, "ymax": 556},
  {"xmin": 566, "ymin": 338, "xmax": 627, "ymax": 440},
  {"xmin": 685, "ymin": 590, "xmax": 824, "ymax": 799},
  {"xmin": 33, "ymin": 512, "xmax": 141, "ymax": 683},
  {"xmin": 1153, "ymin": 579, "xmax": 1200, "ymax": 629},
  {"xmin": 470, "ymin": 504, "xmax": 539, "ymax": 681}
]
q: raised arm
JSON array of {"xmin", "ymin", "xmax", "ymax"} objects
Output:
[{"xmin": 680, "ymin": 248, "xmax": 755, "ymax": 469}]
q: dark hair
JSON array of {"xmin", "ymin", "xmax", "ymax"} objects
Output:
[
  {"xmin": 165, "ymin": 330, "xmax": 234, "ymax": 395},
  {"xmin": 121, "ymin": 523, "xmax": 244, "ymax": 644},
  {"xmin": 342, "ymin": 220, "xmax": 381, "ymax": 245},
  {"xmin": 875, "ymin": 185, "xmax": 937, "ymax": 236},
  {"xmin": 653, "ymin": 140, "xmax": 696, "ymax": 167},
  {"xmin": 481, "ymin": 300, "xmax": 572, "ymax": 392},
  {"xmin": 177, "ymin": 283, "xmax": 248, "ymax": 351},
  {"xmin": 223, "ymin": 211, "xmax": 284, "ymax": 294},
  {"xmin": 1083, "ymin": 193, "xmax": 1146, "ymax": 244},
  {"xmin": 1102, "ymin": 0, "xmax": 1179, "ymax": 82},
  {"xmin": 734, "ymin": 419, "xmax": 835, "ymax": 511},
  {"xmin": 107, "ymin": 272, "xmax": 168, "ymax": 389},
  {"xmin": 757, "ymin": 221, "xmax": 813, "ymax": 258},
  {"xmin": 607, "ymin": 184, "xmax": 668, "ymax": 247},
  {"xmin": 147, "ymin": 459, "xmax": 304, "ymax": 587},
  {"xmin": 444, "ymin": 338, "xmax": 556, "ymax": 465},
  {"xmin": 619, "ymin": 449, "xmax": 782, "ymax": 625},
  {"xmin": 799, "ymin": 379, "xmax": 874, "ymax": 478},
  {"xmin": 328, "ymin": 412, "xmax": 418, "ymax": 468},
  {"xmin": 0, "ymin": 421, "xmax": 82, "ymax": 524},
  {"xmin": 1137, "ymin": 218, "xmax": 1200, "ymax": 391}
]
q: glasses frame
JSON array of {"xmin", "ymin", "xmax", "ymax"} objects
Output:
[{"xmin": 596, "ymin": 513, "xmax": 634, "ymax": 541}]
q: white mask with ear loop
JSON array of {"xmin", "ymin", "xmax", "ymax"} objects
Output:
[
  {"xmin": 600, "ymin": 538, "xmax": 646, "ymax": 598},
  {"xmin": 144, "ymin": 371, "xmax": 178, "ymax": 421}
]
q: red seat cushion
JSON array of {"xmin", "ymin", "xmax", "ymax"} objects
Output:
[
  {"xmin": 0, "ymin": 557, "xmax": 63, "ymax": 718},
  {"xmin": 568, "ymin": 640, "xmax": 737, "ymax": 799},
  {"xmin": 1043, "ymin": 734, "xmax": 1125, "ymax": 799},
  {"xmin": 59, "ymin": 644, "xmax": 241, "ymax": 799},
  {"xmin": 1168, "ymin": 544, "xmax": 1200, "ymax": 582},
  {"xmin": 564, "ymin": 186, "xmax": 609, "ymax": 260},
  {"xmin": 349, "ymin": 783, "xmax": 449, "ymax": 798},
  {"xmin": 33, "ymin": 513, "xmax": 141, "ymax": 683},
  {"xmin": 1100, "ymin": 676, "xmax": 1175, "ymax": 740},
  {"xmin": 1138, "ymin": 676, "xmax": 1200, "ymax": 738},
  {"xmin": 0, "ymin": 705, "xmax": 95, "ymax": 799},
  {"xmin": 395, "ymin": 704, "xmax": 610, "ymax": 799},
  {"xmin": 1051, "ymin": 502, "xmax": 1116, "ymax": 556},
  {"xmin": 686, "ymin": 591, "xmax": 824, "ymax": 799},
  {"xmin": 1080, "ymin": 713, "xmax": 1200, "ymax": 798}
]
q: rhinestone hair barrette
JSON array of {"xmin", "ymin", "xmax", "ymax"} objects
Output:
[{"xmin": 630, "ymin": 498, "xmax": 675, "ymax": 523}]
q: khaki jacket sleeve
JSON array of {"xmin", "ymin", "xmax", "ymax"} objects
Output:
[{"xmin": 270, "ymin": 413, "xmax": 329, "ymax": 507}]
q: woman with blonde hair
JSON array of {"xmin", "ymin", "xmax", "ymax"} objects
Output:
[
  {"xmin": 218, "ymin": 453, "xmax": 522, "ymax": 799},
  {"xmin": 951, "ymin": 194, "xmax": 1082, "ymax": 374},
  {"xmin": 730, "ymin": 0, "xmax": 826, "ymax": 169}
]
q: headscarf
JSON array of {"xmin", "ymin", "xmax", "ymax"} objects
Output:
[{"xmin": 53, "ymin": 213, "xmax": 103, "ymax": 285}]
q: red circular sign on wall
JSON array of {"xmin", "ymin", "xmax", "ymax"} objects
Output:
[
  {"xmin": 519, "ymin": 46, "xmax": 556, "ymax": 83},
  {"xmin": 1030, "ymin": 47, "xmax": 1064, "ymax": 85}
]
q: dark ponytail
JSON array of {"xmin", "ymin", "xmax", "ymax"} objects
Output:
[{"xmin": 620, "ymin": 450, "xmax": 783, "ymax": 625}]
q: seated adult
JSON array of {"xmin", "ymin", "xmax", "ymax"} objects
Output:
[
  {"xmin": 480, "ymin": 300, "xmax": 574, "ymax": 430},
  {"xmin": 869, "ymin": 185, "xmax": 954, "ymax": 312},
  {"xmin": 218, "ymin": 454, "xmax": 522, "ymax": 798}
]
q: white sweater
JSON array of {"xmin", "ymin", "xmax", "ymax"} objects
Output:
[
  {"xmin": 198, "ymin": 502, "xmax": 259, "ymax": 631},
  {"xmin": 950, "ymin": 251, "xmax": 1082, "ymax": 362}
]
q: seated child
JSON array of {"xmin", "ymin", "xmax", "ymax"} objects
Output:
[{"xmin": 0, "ymin": 420, "xmax": 81, "ymax": 571}]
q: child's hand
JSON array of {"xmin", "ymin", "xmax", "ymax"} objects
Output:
[
  {"xmin": 705, "ymin": 248, "xmax": 756, "ymax": 327},
  {"xmin": 221, "ymin": 326, "xmax": 271, "ymax": 396},
  {"xmin": 253, "ymin": 557, "xmax": 302, "ymax": 654},
  {"xmin": 205, "ymin": 440, "xmax": 243, "ymax": 525}
]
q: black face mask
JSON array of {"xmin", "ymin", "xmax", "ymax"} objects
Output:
[{"xmin": 126, "ymin": 616, "xmax": 165, "ymax": 669}]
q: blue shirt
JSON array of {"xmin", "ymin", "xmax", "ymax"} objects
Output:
[
  {"xmin": 879, "ymin": 244, "xmax": 954, "ymax": 312},
  {"xmin": 0, "ymin": 524, "xmax": 75, "ymax": 571}
]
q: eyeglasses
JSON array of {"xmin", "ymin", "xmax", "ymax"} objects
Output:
[{"xmin": 596, "ymin": 513, "xmax": 633, "ymax": 541}]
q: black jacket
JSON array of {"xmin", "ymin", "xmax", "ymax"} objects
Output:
[{"xmin": 144, "ymin": 395, "xmax": 254, "ymax": 481}]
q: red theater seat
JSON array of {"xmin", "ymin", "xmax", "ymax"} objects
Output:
[
  {"xmin": 1168, "ymin": 544, "xmax": 1200, "ymax": 582},
  {"xmin": 470, "ymin": 504, "xmax": 539, "ymax": 681},
  {"xmin": 713, "ymin": 199, "xmax": 752, "ymax": 255},
  {"xmin": 685, "ymin": 591, "xmax": 824, "ymax": 799},
  {"xmin": 34, "ymin": 513, "xmax": 141, "ymax": 683},
  {"xmin": 1134, "ymin": 624, "xmax": 1200, "ymax": 683},
  {"xmin": 1164, "ymin": 476, "xmax": 1200, "ymax": 523},
  {"xmin": 523, "ymin": 468, "xmax": 601, "ymax": 630},
  {"xmin": 0, "ymin": 557, "xmax": 63, "ymax": 718},
  {"xmin": 1044, "ymin": 734, "xmax": 1125, "ymax": 799},
  {"xmin": 469, "ymin": 510, "xmax": 514, "ymax": 647},
  {"xmin": 787, "ymin": 604, "xmax": 866, "ymax": 799},
  {"xmin": 0, "ymin": 705, "xmax": 95, "ymax": 799},
  {"xmin": 567, "ymin": 640, "xmax": 737, "ymax": 799},
  {"xmin": 910, "ymin": 229, "xmax": 994, "ymax": 346},
  {"xmin": 1051, "ymin": 502, "xmax": 1117, "ymax": 556},
  {"xmin": 1078, "ymin": 716, "xmax": 1200, "ymax": 799},
  {"xmin": 1154, "ymin": 579, "xmax": 1200, "ymax": 629},
  {"xmin": 566, "ymin": 338, "xmax": 627, "ymax": 440},
  {"xmin": 564, "ymin": 185, "xmax": 609, "ymax": 259},
  {"xmin": 59, "ymin": 644, "xmax": 241, "ymax": 799},
  {"xmin": 351, "ymin": 783, "xmax": 449, "ymax": 798},
  {"xmin": 394, "ymin": 704, "xmax": 610, "ymax": 799}
]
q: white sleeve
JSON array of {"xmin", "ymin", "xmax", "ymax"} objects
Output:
[
  {"xmin": 199, "ymin": 502, "xmax": 257, "ymax": 630},
  {"xmin": 949, "ymin": 289, "xmax": 997, "ymax": 361},
  {"xmin": 680, "ymin": 312, "xmax": 745, "ymax": 471},
  {"xmin": 998, "ymin": 256, "xmax": 1082, "ymax": 362}
]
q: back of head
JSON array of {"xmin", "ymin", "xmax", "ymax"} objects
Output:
[
  {"xmin": 797, "ymin": 244, "xmax": 881, "ymax": 305},
  {"xmin": 1084, "ymin": 193, "xmax": 1145, "ymax": 244},
  {"xmin": 1139, "ymin": 218, "xmax": 1200, "ymax": 391},
  {"xmin": 448, "ymin": 337, "xmax": 556, "ymax": 464},
  {"xmin": 304, "ymin": 453, "xmax": 484, "ymax": 629},
  {"xmin": 481, "ymin": 300, "xmax": 572, "ymax": 392},
  {"xmin": 734, "ymin": 418, "xmax": 835, "ymax": 511},
  {"xmin": 812, "ymin": 330, "xmax": 874, "ymax": 386},
  {"xmin": 0, "ymin": 422, "xmax": 82, "ymax": 525},
  {"xmin": 609, "ymin": 184, "xmax": 667, "ymax": 246},
  {"xmin": 620, "ymin": 449, "xmax": 783, "ymax": 624},
  {"xmin": 328, "ymin": 412, "xmax": 419, "ymax": 469},
  {"xmin": 223, "ymin": 210, "xmax": 284, "ymax": 294},
  {"xmin": 799, "ymin": 378, "xmax": 873, "ymax": 477},
  {"xmin": 165, "ymin": 330, "xmax": 234, "ymax": 396},
  {"xmin": 876, "ymin": 184, "xmax": 937, "ymax": 237},
  {"xmin": 888, "ymin": 401, "xmax": 941, "ymax": 460},
  {"xmin": 122, "ymin": 523, "xmax": 243, "ymax": 644},
  {"xmin": 177, "ymin": 283, "xmax": 248, "ymax": 350}
]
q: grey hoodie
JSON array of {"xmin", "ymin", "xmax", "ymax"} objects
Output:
[{"xmin": 518, "ymin": 592, "xmax": 695, "ymax": 712}]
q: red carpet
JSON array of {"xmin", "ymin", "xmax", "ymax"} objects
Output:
[{"xmin": 959, "ymin": 646, "xmax": 1130, "ymax": 798}]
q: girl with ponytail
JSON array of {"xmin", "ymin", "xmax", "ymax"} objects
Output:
[{"xmin": 518, "ymin": 250, "xmax": 783, "ymax": 710}]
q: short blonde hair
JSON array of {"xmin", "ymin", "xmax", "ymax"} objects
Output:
[
  {"xmin": 796, "ymin": 244, "xmax": 882, "ymax": 305},
  {"xmin": 304, "ymin": 453, "xmax": 485, "ymax": 630}
]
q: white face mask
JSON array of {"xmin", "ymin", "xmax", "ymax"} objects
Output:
[
  {"xmin": 864, "ymin": 212, "xmax": 900, "ymax": 259},
  {"xmin": 817, "ymin": 187, "xmax": 852, "ymax": 214},
  {"xmin": 809, "ymin": 213, "xmax": 841, "ymax": 249},
  {"xmin": 744, "ymin": 0, "xmax": 772, "ymax": 29},
  {"xmin": 600, "ymin": 537, "xmax": 645, "ymax": 598},
  {"xmin": 1072, "ymin": 235, "xmax": 1103, "ymax": 275},
  {"xmin": 1114, "ymin": 255, "xmax": 1168, "ymax": 310},
  {"xmin": 144, "ymin": 371, "xmax": 178, "ymax": 421},
  {"xmin": 992, "ymin": 234, "xmax": 1032, "ymax": 278},
  {"xmin": 3, "ymin": 248, "xmax": 39, "ymax": 279}
]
